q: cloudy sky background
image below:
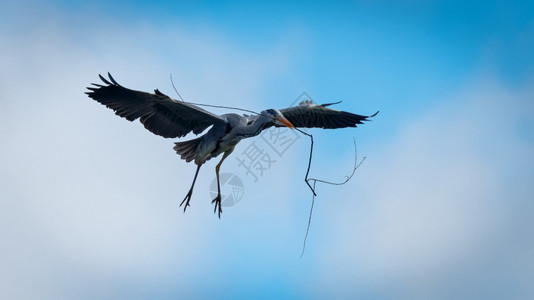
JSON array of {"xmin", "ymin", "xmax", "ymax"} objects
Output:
[{"xmin": 1, "ymin": 0, "xmax": 533, "ymax": 299}]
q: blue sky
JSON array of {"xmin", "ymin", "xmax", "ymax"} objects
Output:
[{"xmin": 1, "ymin": 0, "xmax": 533, "ymax": 299}]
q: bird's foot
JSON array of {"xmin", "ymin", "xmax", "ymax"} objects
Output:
[
  {"xmin": 211, "ymin": 194, "xmax": 223, "ymax": 219},
  {"xmin": 180, "ymin": 190, "xmax": 193, "ymax": 213}
]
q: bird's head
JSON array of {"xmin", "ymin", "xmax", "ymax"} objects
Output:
[{"xmin": 263, "ymin": 109, "xmax": 295, "ymax": 129}]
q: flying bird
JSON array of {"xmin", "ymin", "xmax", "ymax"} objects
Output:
[{"xmin": 86, "ymin": 73, "xmax": 377, "ymax": 217}]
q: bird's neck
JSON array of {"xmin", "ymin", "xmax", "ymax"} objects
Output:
[{"xmin": 238, "ymin": 115, "xmax": 271, "ymax": 138}]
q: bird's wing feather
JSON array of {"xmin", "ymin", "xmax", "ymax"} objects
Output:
[
  {"xmin": 86, "ymin": 73, "xmax": 226, "ymax": 138},
  {"xmin": 276, "ymin": 100, "xmax": 378, "ymax": 129}
]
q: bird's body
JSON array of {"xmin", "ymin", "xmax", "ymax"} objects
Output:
[
  {"xmin": 86, "ymin": 73, "xmax": 377, "ymax": 217},
  {"xmin": 175, "ymin": 112, "xmax": 267, "ymax": 165}
]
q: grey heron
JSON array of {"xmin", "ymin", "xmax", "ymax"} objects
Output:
[{"xmin": 86, "ymin": 73, "xmax": 377, "ymax": 217}]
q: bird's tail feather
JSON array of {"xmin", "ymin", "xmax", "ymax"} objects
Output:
[{"xmin": 173, "ymin": 138, "xmax": 202, "ymax": 163}]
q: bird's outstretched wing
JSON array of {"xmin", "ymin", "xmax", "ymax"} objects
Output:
[
  {"xmin": 275, "ymin": 100, "xmax": 378, "ymax": 129},
  {"xmin": 86, "ymin": 73, "xmax": 226, "ymax": 138}
]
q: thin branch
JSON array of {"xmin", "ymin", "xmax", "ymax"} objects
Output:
[
  {"xmin": 297, "ymin": 135, "xmax": 366, "ymax": 257},
  {"xmin": 307, "ymin": 138, "xmax": 365, "ymax": 185},
  {"xmin": 186, "ymin": 102, "xmax": 260, "ymax": 116},
  {"xmin": 169, "ymin": 74, "xmax": 185, "ymax": 102},
  {"xmin": 169, "ymin": 73, "xmax": 260, "ymax": 115},
  {"xmin": 300, "ymin": 180, "xmax": 317, "ymax": 258},
  {"xmin": 295, "ymin": 128, "xmax": 317, "ymax": 196}
]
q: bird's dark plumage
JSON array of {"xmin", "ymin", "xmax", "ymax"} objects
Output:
[
  {"xmin": 274, "ymin": 100, "xmax": 378, "ymax": 129},
  {"xmin": 86, "ymin": 73, "xmax": 226, "ymax": 138}
]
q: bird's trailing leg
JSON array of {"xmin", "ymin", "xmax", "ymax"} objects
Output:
[
  {"xmin": 212, "ymin": 148, "xmax": 234, "ymax": 218},
  {"xmin": 180, "ymin": 164, "xmax": 202, "ymax": 212}
]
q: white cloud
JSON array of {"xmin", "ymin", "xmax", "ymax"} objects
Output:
[
  {"xmin": 311, "ymin": 76, "xmax": 534, "ymax": 299},
  {"xmin": 0, "ymin": 10, "xmax": 302, "ymax": 299},
  {"xmin": 2, "ymin": 3, "xmax": 533, "ymax": 299}
]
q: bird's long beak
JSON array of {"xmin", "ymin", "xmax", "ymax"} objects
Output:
[{"xmin": 278, "ymin": 116, "xmax": 295, "ymax": 129}]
